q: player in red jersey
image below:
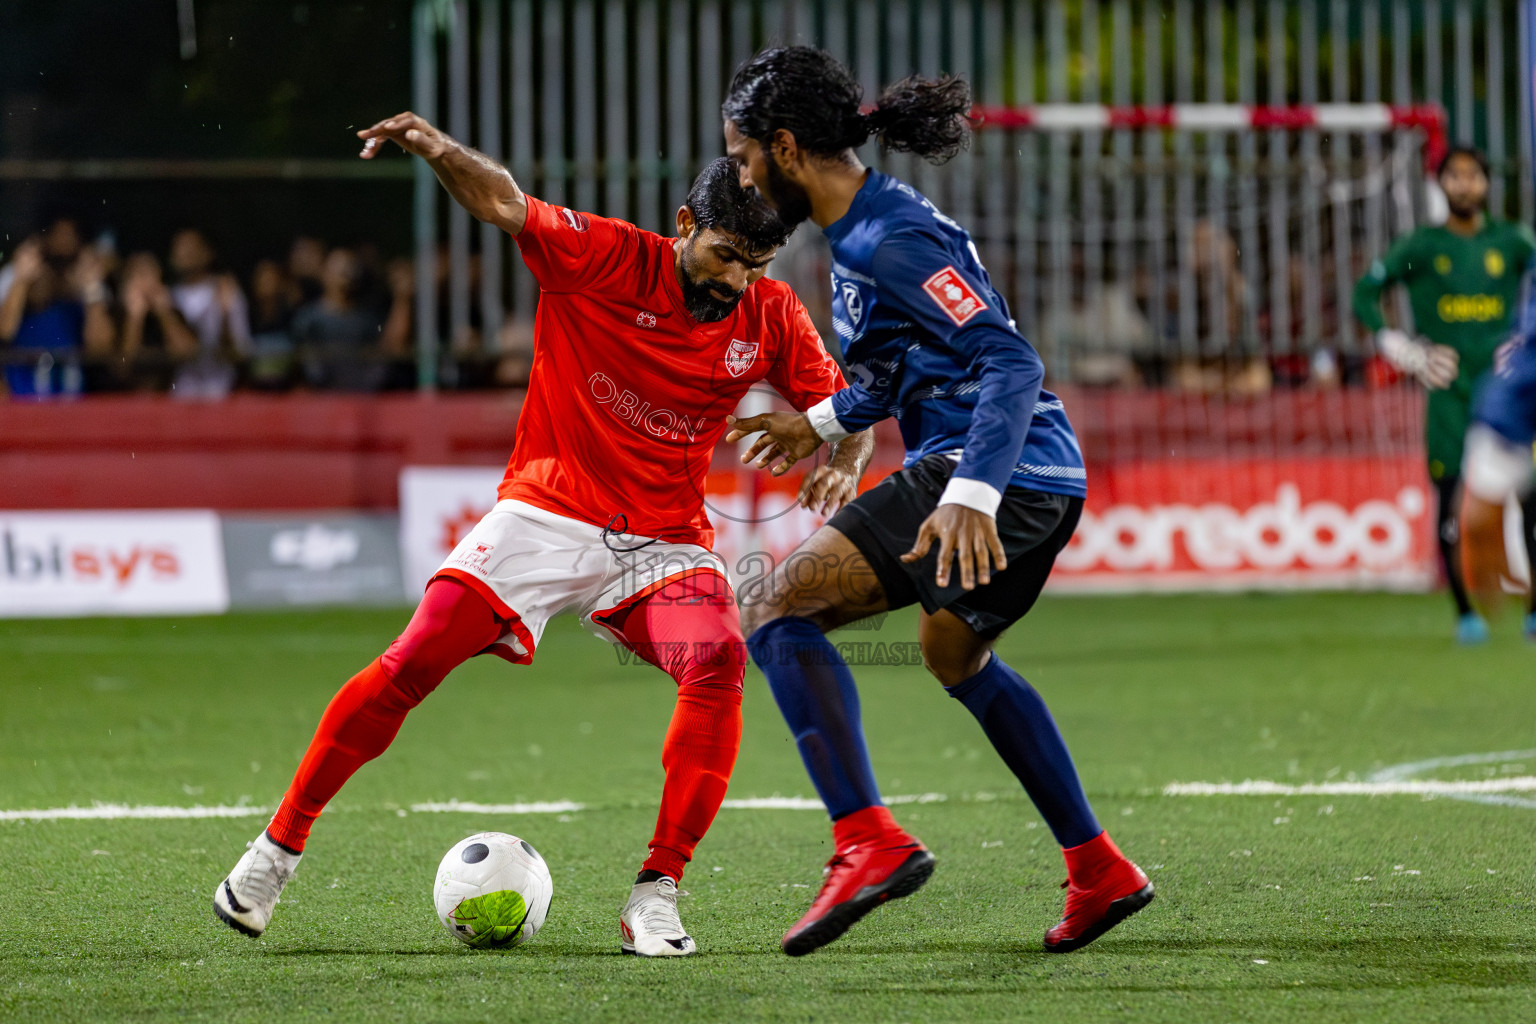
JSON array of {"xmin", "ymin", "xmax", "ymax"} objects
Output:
[{"xmin": 213, "ymin": 112, "xmax": 872, "ymax": 957}]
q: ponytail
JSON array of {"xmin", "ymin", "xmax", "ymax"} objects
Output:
[
  {"xmin": 724, "ymin": 47, "xmax": 973, "ymax": 165},
  {"xmin": 864, "ymin": 74, "xmax": 973, "ymax": 163}
]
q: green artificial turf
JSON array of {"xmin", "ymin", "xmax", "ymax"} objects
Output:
[{"xmin": 1, "ymin": 593, "xmax": 1533, "ymax": 1022}]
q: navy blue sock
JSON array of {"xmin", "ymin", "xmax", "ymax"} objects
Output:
[
  {"xmin": 947, "ymin": 656, "xmax": 1101, "ymax": 848},
  {"xmin": 746, "ymin": 616, "xmax": 882, "ymax": 820}
]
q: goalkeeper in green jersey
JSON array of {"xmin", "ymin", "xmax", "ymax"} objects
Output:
[{"xmin": 1353, "ymin": 146, "xmax": 1536, "ymax": 644}]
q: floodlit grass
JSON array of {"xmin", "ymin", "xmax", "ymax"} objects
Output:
[{"xmin": 1, "ymin": 593, "xmax": 1533, "ymax": 1022}]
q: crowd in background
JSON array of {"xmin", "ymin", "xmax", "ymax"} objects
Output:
[
  {"xmin": 0, "ymin": 217, "xmax": 534, "ymax": 400},
  {"xmin": 1031, "ymin": 217, "xmax": 1388, "ymax": 394},
  {"xmin": 3, "ymin": 213, "xmax": 1401, "ymax": 401}
]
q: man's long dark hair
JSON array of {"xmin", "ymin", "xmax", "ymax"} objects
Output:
[
  {"xmin": 722, "ymin": 46, "xmax": 972, "ymax": 164},
  {"xmin": 685, "ymin": 156, "xmax": 791, "ymax": 253}
]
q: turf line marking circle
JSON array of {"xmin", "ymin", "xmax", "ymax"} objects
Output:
[
  {"xmin": 1165, "ymin": 750, "xmax": 1536, "ymax": 809},
  {"xmin": 1369, "ymin": 749, "xmax": 1536, "ymax": 810},
  {"xmin": 1162, "ymin": 777, "xmax": 1536, "ymax": 796}
]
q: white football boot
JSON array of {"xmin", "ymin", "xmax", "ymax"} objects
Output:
[
  {"xmin": 619, "ymin": 876, "xmax": 696, "ymax": 956},
  {"xmin": 213, "ymin": 832, "xmax": 302, "ymax": 937}
]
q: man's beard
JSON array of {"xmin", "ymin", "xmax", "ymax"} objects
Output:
[
  {"xmin": 760, "ymin": 158, "xmax": 813, "ymax": 229},
  {"xmin": 678, "ymin": 243, "xmax": 745, "ymax": 323},
  {"xmin": 1446, "ymin": 196, "xmax": 1483, "ymax": 220}
]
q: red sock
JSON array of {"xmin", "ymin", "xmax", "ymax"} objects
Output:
[
  {"xmin": 266, "ymin": 578, "xmax": 506, "ymax": 852},
  {"xmin": 642, "ymin": 685, "xmax": 743, "ymax": 881},
  {"xmin": 613, "ymin": 574, "xmax": 746, "ymax": 883},
  {"xmin": 1062, "ymin": 829, "xmax": 1121, "ymax": 885},
  {"xmin": 266, "ymin": 657, "xmax": 406, "ymax": 851},
  {"xmin": 832, "ymin": 805, "xmax": 906, "ymax": 850}
]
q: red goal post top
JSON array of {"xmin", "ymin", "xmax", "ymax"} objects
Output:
[{"xmin": 971, "ymin": 103, "xmax": 1448, "ymax": 169}]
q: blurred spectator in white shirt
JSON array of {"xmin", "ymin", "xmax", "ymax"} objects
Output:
[{"xmin": 168, "ymin": 228, "xmax": 249, "ymax": 399}]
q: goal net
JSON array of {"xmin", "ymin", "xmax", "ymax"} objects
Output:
[{"xmin": 744, "ymin": 105, "xmax": 1455, "ymax": 591}]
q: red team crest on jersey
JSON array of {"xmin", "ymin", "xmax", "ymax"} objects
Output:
[
  {"xmin": 723, "ymin": 338, "xmax": 759, "ymax": 377},
  {"xmin": 559, "ymin": 208, "xmax": 590, "ymax": 232},
  {"xmin": 922, "ymin": 266, "xmax": 987, "ymax": 326}
]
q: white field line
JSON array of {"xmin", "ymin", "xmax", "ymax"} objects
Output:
[
  {"xmin": 0, "ymin": 794, "xmax": 951, "ymax": 821},
  {"xmin": 1369, "ymin": 750, "xmax": 1536, "ymax": 810},
  {"xmin": 721, "ymin": 793, "xmax": 946, "ymax": 810},
  {"xmin": 14, "ymin": 770, "xmax": 1535, "ymax": 821},
  {"xmin": 1164, "ymin": 777, "xmax": 1536, "ymax": 797},
  {"xmin": 0, "ymin": 804, "xmax": 271, "ymax": 821},
  {"xmin": 720, "ymin": 797, "xmax": 823, "ymax": 810},
  {"xmin": 410, "ymin": 800, "xmax": 586, "ymax": 815}
]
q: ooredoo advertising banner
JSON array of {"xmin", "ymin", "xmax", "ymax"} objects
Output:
[
  {"xmin": 403, "ymin": 457, "xmax": 1441, "ymax": 596},
  {"xmin": 0, "ymin": 510, "xmax": 229, "ymax": 617},
  {"xmin": 1050, "ymin": 456, "xmax": 1437, "ymax": 591}
]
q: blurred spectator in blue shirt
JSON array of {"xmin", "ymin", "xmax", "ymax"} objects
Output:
[{"xmin": 0, "ymin": 219, "xmax": 115, "ymax": 399}]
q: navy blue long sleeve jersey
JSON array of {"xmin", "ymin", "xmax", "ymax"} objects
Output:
[
  {"xmin": 1479, "ymin": 297, "xmax": 1536, "ymax": 446},
  {"xmin": 1463, "ymin": 290, "xmax": 1536, "ymax": 501},
  {"xmin": 804, "ymin": 171, "xmax": 1086, "ymax": 512}
]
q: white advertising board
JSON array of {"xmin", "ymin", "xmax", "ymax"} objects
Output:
[
  {"xmin": 0, "ymin": 510, "xmax": 228, "ymax": 617},
  {"xmin": 398, "ymin": 466, "xmax": 505, "ymax": 596}
]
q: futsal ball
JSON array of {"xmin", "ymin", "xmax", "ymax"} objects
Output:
[{"xmin": 433, "ymin": 832, "xmax": 554, "ymax": 948}]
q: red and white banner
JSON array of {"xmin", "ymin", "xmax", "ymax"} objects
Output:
[
  {"xmin": 1051, "ymin": 457, "xmax": 1435, "ymax": 591},
  {"xmin": 972, "ymin": 103, "xmax": 1449, "ymax": 169},
  {"xmin": 0, "ymin": 511, "xmax": 228, "ymax": 617}
]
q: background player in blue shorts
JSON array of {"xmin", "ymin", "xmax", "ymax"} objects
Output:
[{"xmin": 1461, "ymin": 315, "xmax": 1536, "ymax": 623}]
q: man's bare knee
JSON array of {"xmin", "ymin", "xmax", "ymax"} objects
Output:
[
  {"xmin": 919, "ymin": 609, "xmax": 993, "ymax": 689},
  {"xmin": 740, "ymin": 591, "xmax": 831, "ymax": 636},
  {"xmin": 739, "ymin": 525, "xmax": 886, "ymax": 637},
  {"xmin": 739, "ymin": 597, "xmax": 784, "ymax": 637},
  {"xmin": 922, "ymin": 648, "xmax": 990, "ymax": 689}
]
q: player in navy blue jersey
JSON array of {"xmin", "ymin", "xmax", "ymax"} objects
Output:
[
  {"xmin": 1460, "ymin": 314, "xmax": 1536, "ymax": 630},
  {"xmin": 721, "ymin": 46, "xmax": 1152, "ymax": 956}
]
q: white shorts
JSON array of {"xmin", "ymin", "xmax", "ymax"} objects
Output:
[{"xmin": 432, "ymin": 499, "xmax": 731, "ymax": 665}]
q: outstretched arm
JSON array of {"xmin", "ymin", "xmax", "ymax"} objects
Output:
[{"xmin": 359, "ymin": 112, "xmax": 527, "ymax": 235}]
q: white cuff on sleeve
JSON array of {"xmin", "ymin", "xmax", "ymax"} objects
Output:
[
  {"xmin": 937, "ymin": 476, "xmax": 1003, "ymax": 517},
  {"xmin": 805, "ymin": 396, "xmax": 852, "ymax": 443},
  {"xmin": 1464, "ymin": 424, "xmax": 1535, "ymax": 503}
]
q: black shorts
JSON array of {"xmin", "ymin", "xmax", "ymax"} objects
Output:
[{"xmin": 827, "ymin": 454, "xmax": 1082, "ymax": 639}]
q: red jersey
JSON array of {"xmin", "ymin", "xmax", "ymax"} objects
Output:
[{"xmin": 499, "ymin": 196, "xmax": 846, "ymax": 549}]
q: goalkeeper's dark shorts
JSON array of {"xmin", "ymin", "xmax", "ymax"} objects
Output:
[{"xmin": 827, "ymin": 453, "xmax": 1082, "ymax": 640}]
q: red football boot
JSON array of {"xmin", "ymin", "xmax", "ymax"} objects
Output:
[
  {"xmin": 782, "ymin": 806, "xmax": 935, "ymax": 957},
  {"xmin": 1042, "ymin": 831, "xmax": 1153, "ymax": 953}
]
